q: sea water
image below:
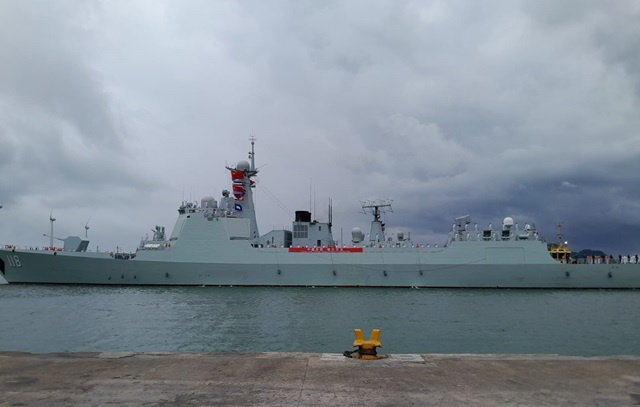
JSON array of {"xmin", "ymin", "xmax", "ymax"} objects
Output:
[{"xmin": 0, "ymin": 285, "xmax": 638, "ymax": 355}]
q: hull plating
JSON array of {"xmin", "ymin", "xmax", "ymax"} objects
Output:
[{"xmin": 2, "ymin": 248, "xmax": 639, "ymax": 288}]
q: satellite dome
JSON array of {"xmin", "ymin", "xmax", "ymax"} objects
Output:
[
  {"xmin": 201, "ymin": 196, "xmax": 217, "ymax": 209},
  {"xmin": 351, "ymin": 227, "xmax": 364, "ymax": 243},
  {"xmin": 503, "ymin": 217, "xmax": 514, "ymax": 227},
  {"xmin": 237, "ymin": 161, "xmax": 250, "ymax": 171}
]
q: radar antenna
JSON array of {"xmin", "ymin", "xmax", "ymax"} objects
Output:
[
  {"xmin": 360, "ymin": 199, "xmax": 393, "ymax": 243},
  {"xmin": 360, "ymin": 199, "xmax": 393, "ymax": 223}
]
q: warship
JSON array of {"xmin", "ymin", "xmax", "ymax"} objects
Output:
[{"xmin": 2, "ymin": 140, "xmax": 639, "ymax": 288}]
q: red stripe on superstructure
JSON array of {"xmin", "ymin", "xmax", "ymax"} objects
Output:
[{"xmin": 288, "ymin": 247, "xmax": 363, "ymax": 253}]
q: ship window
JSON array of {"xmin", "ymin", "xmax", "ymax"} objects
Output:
[
  {"xmin": 293, "ymin": 224, "xmax": 308, "ymax": 239},
  {"xmin": 319, "ymin": 226, "xmax": 321, "ymax": 231}
]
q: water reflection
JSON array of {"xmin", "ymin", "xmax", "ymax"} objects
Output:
[{"xmin": 0, "ymin": 285, "xmax": 638, "ymax": 355}]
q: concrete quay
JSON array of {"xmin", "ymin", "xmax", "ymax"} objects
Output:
[{"xmin": 1, "ymin": 352, "xmax": 640, "ymax": 406}]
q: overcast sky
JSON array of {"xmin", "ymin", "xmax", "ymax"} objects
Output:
[{"xmin": 1, "ymin": 0, "xmax": 639, "ymax": 255}]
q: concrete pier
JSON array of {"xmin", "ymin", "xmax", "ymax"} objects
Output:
[{"xmin": 1, "ymin": 352, "xmax": 640, "ymax": 406}]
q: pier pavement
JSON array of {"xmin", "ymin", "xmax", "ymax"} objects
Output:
[{"xmin": 1, "ymin": 352, "xmax": 640, "ymax": 406}]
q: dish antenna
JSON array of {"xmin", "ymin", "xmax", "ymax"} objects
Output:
[{"xmin": 81, "ymin": 216, "xmax": 92, "ymax": 239}]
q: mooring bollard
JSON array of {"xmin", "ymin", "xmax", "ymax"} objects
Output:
[{"xmin": 343, "ymin": 328, "xmax": 387, "ymax": 360}]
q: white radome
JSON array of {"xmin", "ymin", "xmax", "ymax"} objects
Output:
[{"xmin": 236, "ymin": 161, "xmax": 251, "ymax": 171}]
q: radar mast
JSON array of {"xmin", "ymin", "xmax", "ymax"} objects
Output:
[
  {"xmin": 360, "ymin": 199, "xmax": 393, "ymax": 243},
  {"xmin": 549, "ymin": 222, "xmax": 571, "ymax": 263},
  {"xmin": 49, "ymin": 212, "xmax": 56, "ymax": 249}
]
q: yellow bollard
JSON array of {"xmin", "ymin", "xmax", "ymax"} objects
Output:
[{"xmin": 345, "ymin": 329, "xmax": 386, "ymax": 360}]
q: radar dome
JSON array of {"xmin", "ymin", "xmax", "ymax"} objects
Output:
[
  {"xmin": 503, "ymin": 217, "xmax": 514, "ymax": 227},
  {"xmin": 237, "ymin": 161, "xmax": 250, "ymax": 171},
  {"xmin": 351, "ymin": 227, "xmax": 364, "ymax": 243},
  {"xmin": 201, "ymin": 196, "xmax": 217, "ymax": 209}
]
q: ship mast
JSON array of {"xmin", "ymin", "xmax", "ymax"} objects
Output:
[
  {"xmin": 249, "ymin": 136, "xmax": 256, "ymax": 172},
  {"xmin": 361, "ymin": 199, "xmax": 393, "ymax": 243},
  {"xmin": 224, "ymin": 137, "xmax": 260, "ymax": 242},
  {"xmin": 556, "ymin": 222, "xmax": 564, "ymax": 246},
  {"xmin": 49, "ymin": 212, "xmax": 56, "ymax": 248},
  {"xmin": 549, "ymin": 222, "xmax": 571, "ymax": 262}
]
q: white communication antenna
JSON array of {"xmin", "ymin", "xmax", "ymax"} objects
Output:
[{"xmin": 48, "ymin": 211, "xmax": 56, "ymax": 248}]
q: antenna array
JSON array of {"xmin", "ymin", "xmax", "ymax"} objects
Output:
[{"xmin": 360, "ymin": 199, "xmax": 393, "ymax": 222}]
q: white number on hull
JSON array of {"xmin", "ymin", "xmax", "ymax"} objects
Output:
[{"xmin": 6, "ymin": 255, "xmax": 21, "ymax": 268}]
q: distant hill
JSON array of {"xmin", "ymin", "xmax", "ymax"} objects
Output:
[
  {"xmin": 547, "ymin": 244, "xmax": 610, "ymax": 259},
  {"xmin": 575, "ymin": 249, "xmax": 609, "ymax": 258}
]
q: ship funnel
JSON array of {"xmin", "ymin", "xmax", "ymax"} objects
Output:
[{"xmin": 295, "ymin": 211, "xmax": 312, "ymax": 223}]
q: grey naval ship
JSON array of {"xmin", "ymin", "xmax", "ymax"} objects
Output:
[{"xmin": 2, "ymin": 140, "xmax": 640, "ymax": 288}]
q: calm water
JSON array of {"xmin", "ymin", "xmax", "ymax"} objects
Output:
[{"xmin": 0, "ymin": 285, "xmax": 639, "ymax": 355}]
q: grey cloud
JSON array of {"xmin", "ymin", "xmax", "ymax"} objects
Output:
[
  {"xmin": 0, "ymin": 2, "xmax": 123, "ymax": 150},
  {"xmin": 1, "ymin": 0, "xmax": 639, "ymax": 256}
]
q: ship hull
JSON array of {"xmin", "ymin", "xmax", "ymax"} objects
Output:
[{"xmin": 2, "ymin": 248, "xmax": 639, "ymax": 288}]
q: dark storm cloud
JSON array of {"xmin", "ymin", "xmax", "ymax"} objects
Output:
[{"xmin": 0, "ymin": 1, "xmax": 157, "ymax": 249}]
